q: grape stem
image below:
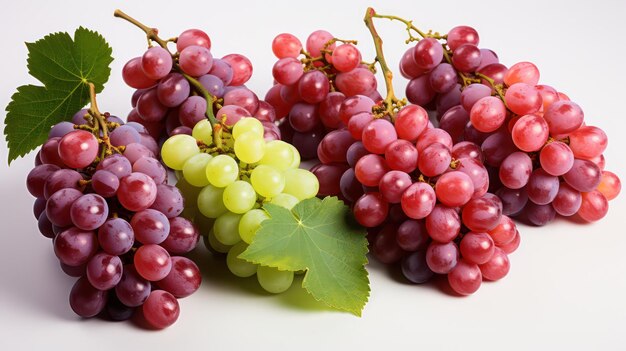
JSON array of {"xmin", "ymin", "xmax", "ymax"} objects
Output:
[
  {"xmin": 86, "ymin": 83, "xmax": 123, "ymax": 158},
  {"xmin": 475, "ymin": 72, "xmax": 507, "ymax": 104},
  {"xmin": 113, "ymin": 9, "xmax": 218, "ymax": 128},
  {"xmin": 364, "ymin": 7, "xmax": 406, "ymax": 119}
]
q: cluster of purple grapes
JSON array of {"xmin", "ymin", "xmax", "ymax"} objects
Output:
[
  {"xmin": 122, "ymin": 28, "xmax": 280, "ymax": 142},
  {"xmin": 27, "ymin": 110, "xmax": 201, "ymax": 329},
  {"xmin": 265, "ymin": 31, "xmax": 381, "ymax": 159},
  {"xmin": 309, "ymin": 98, "xmax": 518, "ymax": 295},
  {"xmin": 399, "ymin": 26, "xmax": 621, "ymax": 225}
]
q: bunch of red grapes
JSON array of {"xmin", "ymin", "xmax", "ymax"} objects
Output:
[
  {"xmin": 307, "ymin": 15, "xmax": 621, "ymax": 295},
  {"xmin": 27, "ymin": 106, "xmax": 201, "ymax": 329},
  {"xmin": 265, "ymin": 30, "xmax": 381, "ymax": 159},
  {"xmin": 122, "ymin": 28, "xmax": 280, "ymax": 142}
]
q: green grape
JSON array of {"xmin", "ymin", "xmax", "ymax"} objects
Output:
[
  {"xmin": 226, "ymin": 242, "xmax": 257, "ymax": 277},
  {"xmin": 282, "ymin": 168, "xmax": 319, "ymax": 200},
  {"xmin": 207, "ymin": 229, "xmax": 232, "ymax": 254},
  {"xmin": 192, "ymin": 119, "xmax": 213, "ymax": 145},
  {"xmin": 250, "ymin": 165, "xmax": 285, "ymax": 198},
  {"xmin": 206, "ymin": 154, "xmax": 239, "ymax": 188},
  {"xmin": 182, "ymin": 153, "xmax": 213, "ymax": 187},
  {"xmin": 197, "ymin": 185, "xmax": 228, "ymax": 218},
  {"xmin": 213, "ymin": 211, "xmax": 243, "ymax": 245},
  {"xmin": 257, "ymin": 266, "xmax": 294, "ymax": 294},
  {"xmin": 269, "ymin": 193, "xmax": 299, "ymax": 210},
  {"xmin": 223, "ymin": 181, "xmax": 257, "ymax": 214},
  {"xmin": 238, "ymin": 209, "xmax": 269, "ymax": 244},
  {"xmin": 161, "ymin": 134, "xmax": 200, "ymax": 170},
  {"xmin": 195, "ymin": 214, "xmax": 216, "ymax": 237},
  {"xmin": 260, "ymin": 140, "xmax": 294, "ymax": 171},
  {"xmin": 287, "ymin": 144, "xmax": 301, "ymax": 169},
  {"xmin": 234, "ymin": 132, "xmax": 266, "ymax": 164},
  {"xmin": 232, "ymin": 117, "xmax": 264, "ymax": 139}
]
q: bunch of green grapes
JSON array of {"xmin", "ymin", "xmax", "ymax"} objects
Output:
[{"xmin": 161, "ymin": 117, "xmax": 319, "ymax": 293}]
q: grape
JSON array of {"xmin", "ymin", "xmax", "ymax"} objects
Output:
[
  {"xmin": 362, "ymin": 119, "xmax": 398, "ymax": 154},
  {"xmin": 232, "ymin": 118, "xmax": 264, "ymax": 140},
  {"xmin": 416, "ymin": 128, "xmax": 453, "ymax": 152},
  {"xmin": 339, "ymin": 95, "xmax": 375, "ymax": 124},
  {"xmin": 488, "ymin": 215, "xmax": 516, "ymax": 246},
  {"xmin": 99, "ymin": 154, "xmax": 132, "ymax": 179},
  {"xmin": 226, "ymin": 242, "xmax": 257, "ymax": 277},
  {"xmin": 526, "ymin": 168, "xmax": 559, "ymax": 205},
  {"xmin": 98, "ymin": 218, "xmax": 134, "ymax": 255},
  {"xmin": 496, "ymin": 187, "xmax": 529, "ymax": 216},
  {"xmin": 198, "ymin": 74, "xmax": 225, "ymax": 97},
  {"xmin": 435, "ymin": 171, "xmax": 474, "ymax": 207},
  {"xmin": 340, "ymin": 168, "xmax": 364, "ymax": 202},
  {"xmin": 70, "ymin": 194, "xmax": 109, "ymax": 230},
  {"xmin": 136, "ymin": 89, "xmax": 168, "ymax": 122},
  {"xmin": 481, "ymin": 130, "xmax": 519, "ymax": 167},
  {"xmin": 479, "ymin": 247, "xmax": 510, "ymax": 281},
  {"xmin": 418, "ymin": 143, "xmax": 451, "ymax": 177},
  {"xmin": 260, "ymin": 140, "xmax": 296, "ymax": 171},
  {"xmin": 282, "ymin": 168, "xmax": 319, "ymax": 200},
  {"xmin": 257, "ymin": 266, "xmax": 293, "ymax": 294},
  {"xmin": 413, "ymin": 38, "xmax": 443, "ymax": 70},
  {"xmin": 157, "ymin": 257, "xmax": 201, "ymax": 298},
  {"xmin": 224, "ymin": 88, "xmax": 260, "ymax": 115},
  {"xmin": 177, "ymin": 29, "xmax": 211, "ymax": 51},
  {"xmin": 379, "ymin": 170, "xmax": 412, "ymax": 204},
  {"xmin": 406, "ymin": 74, "xmax": 436, "ymax": 106},
  {"xmin": 568, "ymin": 126, "xmax": 608, "ymax": 160},
  {"xmin": 133, "ymin": 156, "xmax": 166, "ymax": 184},
  {"xmin": 440, "ymin": 106, "xmax": 470, "ymax": 142},
  {"xmin": 332, "ymin": 43, "xmax": 361, "ymax": 72},
  {"xmin": 37, "ymin": 213, "xmax": 54, "ymax": 238},
  {"xmin": 460, "ymin": 232, "xmax": 495, "ymax": 265},
  {"xmin": 597, "ymin": 171, "xmax": 621, "ymax": 201},
  {"xmin": 86, "ymin": 253, "xmax": 123, "ymax": 290},
  {"xmin": 110, "ymin": 125, "xmax": 141, "ymax": 147},
  {"xmin": 106, "ymin": 296, "xmax": 135, "ymax": 321},
  {"xmin": 335, "ymin": 68, "xmax": 377, "ymax": 97},
  {"xmin": 33, "ymin": 197, "xmax": 46, "ymax": 219},
  {"xmin": 43, "ymin": 169, "xmax": 84, "ymax": 199},
  {"xmin": 543, "ymin": 101, "xmax": 584, "ymax": 135},
  {"xmin": 577, "ymin": 190, "xmax": 609, "ymax": 222},
  {"xmin": 353, "ymin": 193, "xmax": 388, "ymax": 227},
  {"xmin": 289, "ymin": 103, "xmax": 320, "ymax": 133},
  {"xmin": 477, "ymin": 63, "xmax": 507, "ymax": 89},
  {"xmin": 131, "ymin": 209, "xmax": 170, "ymax": 245},
  {"xmin": 159, "ymin": 217, "xmax": 198, "ymax": 254},
  {"xmin": 134, "ymin": 244, "xmax": 172, "ymax": 281},
  {"xmin": 318, "ymin": 92, "xmax": 345, "ymax": 129},
  {"xmin": 292, "ymin": 130, "xmax": 324, "ymax": 160},
  {"xmin": 460, "ymin": 84, "xmax": 491, "ymax": 113},
  {"xmin": 455, "ymin": 157, "xmax": 489, "ymax": 198},
  {"xmin": 221, "ymin": 54, "xmax": 253, "ymax": 86},
  {"xmin": 399, "ymin": 46, "xmax": 425, "ymax": 79},
  {"xmin": 141, "ymin": 47, "xmax": 172, "ymax": 80},
  {"xmin": 401, "ymin": 182, "xmax": 436, "ymax": 219},
  {"xmin": 249, "ymin": 165, "xmax": 284, "ymax": 198},
  {"xmin": 552, "ymin": 182, "xmax": 582, "ymax": 216},
  {"xmin": 426, "ymin": 241, "xmax": 459, "ymax": 274},
  {"xmin": 179, "ymin": 96, "xmax": 207, "ymax": 128},
  {"xmin": 179, "ymin": 45, "xmax": 213, "ymax": 76},
  {"xmin": 429, "ymin": 63, "xmax": 457, "ymax": 93},
  {"xmin": 69, "ymin": 277, "xmax": 107, "ymax": 317},
  {"xmin": 384, "ymin": 140, "xmax": 418, "ymax": 173},
  {"xmin": 151, "ymin": 184, "xmax": 185, "ymax": 219},
  {"xmin": 234, "ymin": 132, "xmax": 266, "ymax": 164},
  {"xmin": 452, "ymin": 44, "xmax": 481, "ymax": 72},
  {"xmin": 156, "ymin": 73, "xmax": 191, "ymax": 107},
  {"xmin": 40, "ymin": 137, "xmax": 65, "ymax": 167},
  {"xmin": 197, "ymin": 185, "xmax": 227, "ymax": 218},
  {"xmin": 355, "ymin": 154, "xmax": 388, "ymax": 187},
  {"xmin": 122, "ymin": 57, "xmax": 157, "ymax": 89},
  {"xmin": 396, "ymin": 219, "xmax": 429, "ymax": 252},
  {"xmin": 500, "ymin": 230, "xmax": 521, "ymax": 254},
  {"xmin": 504, "ymin": 83, "xmax": 542, "ymax": 115},
  {"xmin": 347, "ymin": 112, "xmax": 374, "ymax": 140},
  {"xmin": 58, "ymin": 130, "xmax": 98, "ymax": 168},
  {"xmin": 504, "ymin": 61, "xmax": 540, "ymax": 86},
  {"xmin": 536, "ymin": 84, "xmax": 559, "ymax": 110},
  {"xmin": 124, "ymin": 143, "xmax": 155, "ymax": 165},
  {"xmin": 447, "ymin": 26, "xmax": 479, "ymax": 51},
  {"xmin": 161, "ymin": 134, "xmax": 200, "ymax": 170},
  {"xmin": 511, "ymin": 114, "xmax": 549, "ymax": 152},
  {"xmin": 562, "ymin": 159, "xmax": 601, "ymax": 192},
  {"xmin": 462, "ymin": 194, "xmax": 502, "ymax": 232},
  {"xmin": 524, "ymin": 202, "xmax": 556, "ymax": 226},
  {"xmin": 469, "ymin": 96, "xmax": 506, "ymax": 133},
  {"xmin": 116, "ymin": 265, "xmax": 151, "ymax": 307},
  {"xmin": 205, "ymin": 155, "xmax": 238, "ymax": 187},
  {"xmin": 181, "ymin": 153, "xmax": 212, "ymax": 187},
  {"xmin": 272, "ymin": 33, "xmax": 302, "ymax": 58},
  {"xmin": 118, "ymin": 173, "xmax": 157, "ymax": 212},
  {"xmin": 223, "ymin": 181, "xmax": 256, "ymax": 214},
  {"xmin": 372, "ymin": 223, "xmax": 405, "ymax": 264},
  {"xmin": 318, "ymin": 129, "xmax": 354, "ymax": 163},
  {"xmin": 54, "ymin": 227, "xmax": 98, "ymax": 266},
  {"xmin": 143, "ymin": 290, "xmax": 180, "ymax": 329},
  {"xmin": 401, "ymin": 250, "xmax": 434, "ymax": 284},
  {"xmin": 27, "ymin": 164, "xmax": 60, "ymax": 198},
  {"xmin": 238, "ymin": 209, "xmax": 269, "ymax": 244},
  {"xmin": 425, "ymin": 205, "xmax": 461, "ymax": 243},
  {"xmin": 478, "ymin": 49, "xmax": 499, "ymax": 70},
  {"xmin": 46, "ymin": 188, "xmax": 83, "ymax": 227},
  {"xmin": 209, "ymin": 59, "xmax": 234, "ymax": 85},
  {"xmin": 394, "ymin": 105, "xmax": 429, "ymax": 141},
  {"xmin": 49, "ymin": 121, "xmax": 75, "ymax": 139},
  {"xmin": 499, "ymin": 152, "xmax": 533, "ymax": 189},
  {"xmin": 448, "ymin": 259, "xmax": 482, "ymax": 295},
  {"xmin": 539, "ymin": 141, "xmax": 574, "ymax": 176},
  {"xmin": 269, "ymin": 193, "xmax": 299, "ymax": 210}
]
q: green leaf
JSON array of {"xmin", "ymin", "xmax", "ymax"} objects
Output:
[
  {"xmin": 240, "ymin": 197, "xmax": 370, "ymax": 316},
  {"xmin": 4, "ymin": 27, "xmax": 113, "ymax": 163}
]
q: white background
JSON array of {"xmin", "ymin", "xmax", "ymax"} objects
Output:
[{"xmin": 1, "ymin": 0, "xmax": 625, "ymax": 350}]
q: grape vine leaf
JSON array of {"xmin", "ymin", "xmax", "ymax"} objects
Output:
[
  {"xmin": 240, "ymin": 196, "xmax": 370, "ymax": 316},
  {"xmin": 4, "ymin": 27, "xmax": 113, "ymax": 164}
]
